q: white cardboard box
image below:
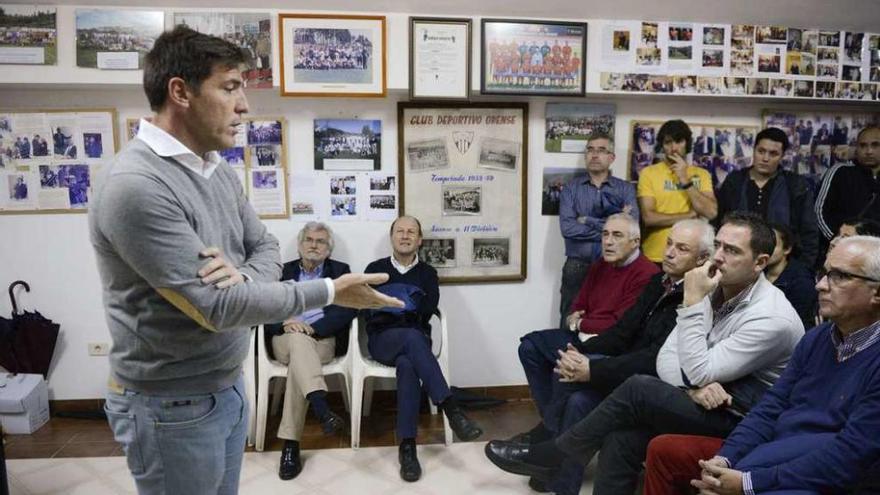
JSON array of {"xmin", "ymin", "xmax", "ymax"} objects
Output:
[{"xmin": 0, "ymin": 373, "xmax": 50, "ymax": 434}]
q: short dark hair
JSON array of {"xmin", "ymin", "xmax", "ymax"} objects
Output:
[
  {"xmin": 841, "ymin": 217, "xmax": 880, "ymax": 237},
  {"xmin": 390, "ymin": 215, "xmax": 423, "ymax": 237},
  {"xmin": 587, "ymin": 132, "xmax": 614, "ymax": 149},
  {"xmin": 768, "ymin": 222, "xmax": 797, "ymax": 258},
  {"xmin": 755, "ymin": 127, "xmax": 790, "ymax": 153},
  {"xmin": 656, "ymin": 119, "xmax": 693, "ymax": 154},
  {"xmin": 143, "ymin": 26, "xmax": 246, "ymax": 111},
  {"xmin": 721, "ymin": 211, "xmax": 776, "ymax": 258}
]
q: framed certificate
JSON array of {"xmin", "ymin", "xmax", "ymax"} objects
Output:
[{"xmin": 409, "ymin": 17, "xmax": 472, "ymax": 100}]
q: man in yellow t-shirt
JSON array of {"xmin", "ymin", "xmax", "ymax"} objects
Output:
[{"xmin": 637, "ymin": 120, "xmax": 717, "ymax": 262}]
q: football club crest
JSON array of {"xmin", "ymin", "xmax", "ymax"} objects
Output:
[{"xmin": 453, "ymin": 131, "xmax": 474, "ymax": 155}]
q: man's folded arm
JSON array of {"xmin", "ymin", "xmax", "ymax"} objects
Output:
[{"xmin": 98, "ymin": 174, "xmax": 329, "ymax": 332}]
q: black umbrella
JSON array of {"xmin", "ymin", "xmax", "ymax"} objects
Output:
[{"xmin": 0, "ymin": 281, "xmax": 60, "ymax": 378}]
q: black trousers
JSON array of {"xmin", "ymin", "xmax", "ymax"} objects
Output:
[{"xmin": 555, "ymin": 375, "xmax": 741, "ymax": 495}]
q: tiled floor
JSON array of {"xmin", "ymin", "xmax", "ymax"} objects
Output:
[
  {"xmin": 3, "ymin": 397, "xmax": 605, "ymax": 494},
  {"xmin": 6, "ymin": 442, "xmax": 599, "ymax": 494}
]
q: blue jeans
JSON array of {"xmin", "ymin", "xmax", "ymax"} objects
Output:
[
  {"xmin": 518, "ymin": 328, "xmax": 581, "ymax": 420},
  {"xmin": 104, "ymin": 375, "xmax": 248, "ymax": 495}
]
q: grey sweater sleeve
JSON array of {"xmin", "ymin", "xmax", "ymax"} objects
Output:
[{"xmin": 96, "ymin": 172, "xmax": 328, "ymax": 332}]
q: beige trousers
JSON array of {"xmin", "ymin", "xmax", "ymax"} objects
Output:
[{"xmin": 271, "ymin": 332, "xmax": 336, "ymax": 441}]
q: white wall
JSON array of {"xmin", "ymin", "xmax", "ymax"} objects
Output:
[{"xmin": 1, "ymin": 7, "xmax": 877, "ymax": 399}]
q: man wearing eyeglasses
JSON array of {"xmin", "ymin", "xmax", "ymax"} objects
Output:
[
  {"xmin": 643, "ymin": 235, "xmax": 880, "ymax": 495},
  {"xmin": 816, "ymin": 126, "xmax": 880, "ymax": 254},
  {"xmin": 558, "ymin": 133, "xmax": 639, "ymax": 328},
  {"xmin": 265, "ymin": 222, "xmax": 357, "ymax": 480},
  {"xmin": 715, "ymin": 127, "xmax": 819, "ymax": 267}
]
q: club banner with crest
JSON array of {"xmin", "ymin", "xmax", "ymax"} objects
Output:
[{"xmin": 397, "ymin": 102, "xmax": 528, "ymax": 284}]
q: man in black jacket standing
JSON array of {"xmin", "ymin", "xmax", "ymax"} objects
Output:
[
  {"xmin": 714, "ymin": 127, "xmax": 819, "ymax": 267},
  {"xmin": 266, "ymin": 222, "xmax": 357, "ymax": 480},
  {"xmin": 816, "ymin": 125, "xmax": 880, "ymax": 252},
  {"xmin": 504, "ymin": 219, "xmax": 713, "ymax": 495}
]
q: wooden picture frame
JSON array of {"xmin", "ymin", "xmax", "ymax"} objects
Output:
[
  {"xmin": 409, "ymin": 17, "xmax": 472, "ymax": 100},
  {"xmin": 278, "ymin": 13, "xmax": 386, "ymax": 97},
  {"xmin": 398, "ymin": 102, "xmax": 528, "ymax": 284},
  {"xmin": 481, "ymin": 18, "xmax": 587, "ymax": 97}
]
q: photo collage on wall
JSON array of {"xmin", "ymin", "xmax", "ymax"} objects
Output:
[
  {"xmin": 628, "ymin": 120, "xmax": 758, "ymax": 186},
  {"xmin": 762, "ymin": 110, "xmax": 880, "ymax": 188},
  {"xmin": 0, "ymin": 110, "xmax": 116, "ymax": 213},
  {"xmin": 597, "ymin": 19, "xmax": 879, "ymax": 101}
]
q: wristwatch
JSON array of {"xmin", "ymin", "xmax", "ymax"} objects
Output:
[{"xmin": 678, "ymin": 181, "xmax": 694, "ymax": 189}]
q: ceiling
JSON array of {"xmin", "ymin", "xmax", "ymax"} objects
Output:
[{"xmin": 7, "ymin": 0, "xmax": 880, "ymax": 33}]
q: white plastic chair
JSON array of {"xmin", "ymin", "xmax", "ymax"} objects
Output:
[
  {"xmin": 253, "ymin": 322, "xmax": 354, "ymax": 452},
  {"xmin": 350, "ymin": 308, "xmax": 453, "ymax": 449},
  {"xmin": 244, "ymin": 326, "xmax": 257, "ymax": 447}
]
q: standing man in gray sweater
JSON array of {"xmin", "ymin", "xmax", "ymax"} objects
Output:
[{"xmin": 89, "ymin": 27, "xmax": 401, "ymax": 495}]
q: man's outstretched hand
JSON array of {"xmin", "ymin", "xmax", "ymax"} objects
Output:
[{"xmin": 333, "ymin": 273, "xmax": 405, "ymax": 309}]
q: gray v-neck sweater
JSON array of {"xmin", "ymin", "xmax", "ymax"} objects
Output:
[{"xmin": 89, "ymin": 139, "xmax": 328, "ymax": 395}]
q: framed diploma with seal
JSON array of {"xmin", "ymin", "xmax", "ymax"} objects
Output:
[{"xmin": 409, "ymin": 17, "xmax": 472, "ymax": 100}]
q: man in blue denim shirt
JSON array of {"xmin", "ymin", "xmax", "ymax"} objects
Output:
[{"xmin": 559, "ymin": 133, "xmax": 639, "ymax": 327}]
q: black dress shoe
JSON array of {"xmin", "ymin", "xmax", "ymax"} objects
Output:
[
  {"xmin": 278, "ymin": 442, "xmax": 302, "ymax": 480},
  {"xmin": 528, "ymin": 476, "xmax": 552, "ymax": 493},
  {"xmin": 445, "ymin": 406, "xmax": 483, "ymax": 441},
  {"xmin": 399, "ymin": 442, "xmax": 422, "ymax": 482},
  {"xmin": 484, "ymin": 440, "xmax": 555, "ymax": 479},
  {"xmin": 320, "ymin": 410, "xmax": 345, "ymax": 436}
]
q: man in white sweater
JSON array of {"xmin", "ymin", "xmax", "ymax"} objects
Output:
[{"xmin": 485, "ymin": 211, "xmax": 803, "ymax": 495}]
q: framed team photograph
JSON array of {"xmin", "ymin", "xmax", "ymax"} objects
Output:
[
  {"xmin": 313, "ymin": 119, "xmax": 381, "ymax": 171},
  {"xmin": 278, "ymin": 13, "xmax": 386, "ymax": 97},
  {"xmin": 480, "ymin": 18, "xmax": 586, "ymax": 96},
  {"xmin": 409, "ymin": 17, "xmax": 471, "ymax": 100},
  {"xmin": 75, "ymin": 9, "xmax": 164, "ymax": 70},
  {"xmin": 0, "ymin": 5, "xmax": 57, "ymax": 65},
  {"xmin": 399, "ymin": 101, "xmax": 527, "ymax": 283}
]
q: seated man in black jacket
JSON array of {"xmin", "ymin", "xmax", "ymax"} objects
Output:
[
  {"xmin": 507, "ymin": 219, "xmax": 713, "ymax": 495},
  {"xmin": 765, "ymin": 222, "xmax": 818, "ymax": 330},
  {"xmin": 265, "ymin": 222, "xmax": 357, "ymax": 480},
  {"xmin": 365, "ymin": 215, "xmax": 482, "ymax": 482}
]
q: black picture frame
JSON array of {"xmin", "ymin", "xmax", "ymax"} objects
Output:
[{"xmin": 480, "ymin": 18, "xmax": 587, "ymax": 97}]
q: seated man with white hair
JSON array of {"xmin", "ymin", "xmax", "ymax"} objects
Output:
[{"xmin": 265, "ymin": 222, "xmax": 357, "ymax": 481}]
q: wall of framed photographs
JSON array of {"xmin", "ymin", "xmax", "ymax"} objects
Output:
[{"xmin": 1, "ymin": 2, "xmax": 879, "ymax": 400}]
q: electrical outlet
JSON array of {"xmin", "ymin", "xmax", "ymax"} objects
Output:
[{"xmin": 88, "ymin": 342, "xmax": 110, "ymax": 356}]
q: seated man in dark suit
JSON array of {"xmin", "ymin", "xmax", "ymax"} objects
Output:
[
  {"xmin": 265, "ymin": 222, "xmax": 356, "ymax": 480},
  {"xmin": 365, "ymin": 215, "xmax": 482, "ymax": 482}
]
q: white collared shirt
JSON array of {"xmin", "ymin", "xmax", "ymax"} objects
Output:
[
  {"xmin": 390, "ymin": 255, "xmax": 419, "ymax": 274},
  {"xmin": 136, "ymin": 118, "xmax": 223, "ymax": 179}
]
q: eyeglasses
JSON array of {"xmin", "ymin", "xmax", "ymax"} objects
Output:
[{"xmin": 817, "ymin": 267, "xmax": 880, "ymax": 286}]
